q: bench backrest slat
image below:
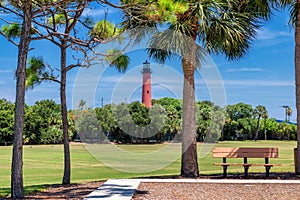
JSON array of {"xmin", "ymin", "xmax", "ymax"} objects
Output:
[{"xmin": 212, "ymin": 147, "xmax": 278, "ymax": 158}]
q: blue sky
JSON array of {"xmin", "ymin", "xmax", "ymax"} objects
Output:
[{"xmin": 0, "ymin": 7, "xmax": 296, "ymax": 122}]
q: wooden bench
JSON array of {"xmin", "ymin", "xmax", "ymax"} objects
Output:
[{"xmin": 212, "ymin": 147, "xmax": 279, "ymax": 177}]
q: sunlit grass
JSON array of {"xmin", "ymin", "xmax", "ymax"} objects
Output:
[{"xmin": 0, "ymin": 140, "xmax": 297, "ymax": 197}]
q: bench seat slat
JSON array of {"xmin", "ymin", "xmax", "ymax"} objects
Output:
[
  {"xmin": 214, "ymin": 163, "xmax": 281, "ymax": 166},
  {"xmin": 212, "ymin": 147, "xmax": 278, "ymax": 158}
]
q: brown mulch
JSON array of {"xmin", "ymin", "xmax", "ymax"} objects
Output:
[
  {"xmin": 1, "ymin": 173, "xmax": 300, "ymax": 199},
  {"xmin": 0, "ymin": 182, "xmax": 103, "ymax": 200},
  {"xmin": 132, "ymin": 173, "xmax": 300, "ymax": 200},
  {"xmin": 132, "ymin": 182, "xmax": 300, "ymax": 200},
  {"xmin": 24, "ymin": 182, "xmax": 104, "ymax": 200}
]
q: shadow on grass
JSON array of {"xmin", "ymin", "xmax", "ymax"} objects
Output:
[
  {"xmin": 0, "ymin": 182, "xmax": 103, "ymax": 199},
  {"xmin": 0, "ymin": 184, "xmax": 47, "ymax": 199},
  {"xmin": 0, "ymin": 187, "xmax": 10, "ymax": 199}
]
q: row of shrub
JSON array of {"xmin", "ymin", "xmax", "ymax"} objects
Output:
[{"xmin": 0, "ymin": 98, "xmax": 297, "ymax": 144}]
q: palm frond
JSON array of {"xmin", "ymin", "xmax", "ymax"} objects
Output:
[
  {"xmin": 246, "ymin": 0, "xmax": 272, "ymax": 20},
  {"xmin": 105, "ymin": 49, "xmax": 130, "ymax": 73},
  {"xmin": 26, "ymin": 56, "xmax": 49, "ymax": 90},
  {"xmin": 111, "ymin": 54, "xmax": 130, "ymax": 73},
  {"xmin": 147, "ymin": 28, "xmax": 208, "ymax": 66},
  {"xmin": 147, "ymin": 48, "xmax": 173, "ymax": 64},
  {"xmin": 197, "ymin": 1, "xmax": 260, "ymax": 60},
  {"xmin": 27, "ymin": 56, "xmax": 46, "ymax": 73},
  {"xmin": 90, "ymin": 20, "xmax": 122, "ymax": 41},
  {"xmin": 288, "ymin": 1, "xmax": 298, "ymax": 27},
  {"xmin": 121, "ymin": 0, "xmax": 270, "ymax": 61},
  {"xmin": 1, "ymin": 23, "xmax": 21, "ymax": 39},
  {"xmin": 26, "ymin": 73, "xmax": 40, "ymax": 90}
]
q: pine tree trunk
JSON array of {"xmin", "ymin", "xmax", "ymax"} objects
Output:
[
  {"xmin": 61, "ymin": 44, "xmax": 71, "ymax": 184},
  {"xmin": 11, "ymin": 1, "xmax": 32, "ymax": 198},
  {"xmin": 295, "ymin": 0, "xmax": 300, "ymax": 174},
  {"xmin": 180, "ymin": 57, "xmax": 199, "ymax": 178}
]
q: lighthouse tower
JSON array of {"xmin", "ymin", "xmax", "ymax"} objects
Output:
[{"xmin": 142, "ymin": 60, "xmax": 152, "ymax": 108}]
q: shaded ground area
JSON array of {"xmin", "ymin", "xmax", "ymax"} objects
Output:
[
  {"xmin": 25, "ymin": 181, "xmax": 104, "ymax": 200},
  {"xmin": 0, "ymin": 182, "xmax": 103, "ymax": 200}
]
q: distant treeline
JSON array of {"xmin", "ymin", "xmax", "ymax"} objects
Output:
[{"xmin": 0, "ymin": 97, "xmax": 297, "ymax": 145}]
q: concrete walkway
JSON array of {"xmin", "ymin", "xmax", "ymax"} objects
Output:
[
  {"xmin": 84, "ymin": 179, "xmax": 140, "ymax": 200},
  {"xmin": 85, "ymin": 178, "xmax": 300, "ymax": 200}
]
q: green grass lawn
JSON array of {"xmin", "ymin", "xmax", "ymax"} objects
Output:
[{"xmin": 0, "ymin": 140, "xmax": 297, "ymax": 197}]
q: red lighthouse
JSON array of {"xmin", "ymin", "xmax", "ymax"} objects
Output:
[{"xmin": 142, "ymin": 60, "xmax": 152, "ymax": 108}]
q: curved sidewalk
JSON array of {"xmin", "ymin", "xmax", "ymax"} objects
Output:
[{"xmin": 84, "ymin": 178, "xmax": 300, "ymax": 200}]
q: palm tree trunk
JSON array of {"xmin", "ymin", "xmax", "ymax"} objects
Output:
[
  {"xmin": 295, "ymin": 0, "xmax": 300, "ymax": 174},
  {"xmin": 264, "ymin": 117, "xmax": 267, "ymax": 140},
  {"xmin": 180, "ymin": 57, "xmax": 199, "ymax": 178},
  {"xmin": 254, "ymin": 115, "xmax": 261, "ymax": 141},
  {"xmin": 11, "ymin": 1, "xmax": 32, "ymax": 198},
  {"xmin": 61, "ymin": 44, "xmax": 71, "ymax": 184}
]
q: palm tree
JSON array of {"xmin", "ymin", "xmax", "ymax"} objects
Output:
[
  {"xmin": 286, "ymin": 107, "xmax": 293, "ymax": 122},
  {"xmin": 263, "ymin": 112, "xmax": 269, "ymax": 140},
  {"xmin": 25, "ymin": 56, "xmax": 58, "ymax": 89},
  {"xmin": 77, "ymin": 100, "xmax": 87, "ymax": 110},
  {"xmin": 290, "ymin": 0, "xmax": 300, "ymax": 174},
  {"xmin": 270, "ymin": 0, "xmax": 300, "ymax": 174},
  {"xmin": 253, "ymin": 105, "xmax": 267, "ymax": 141},
  {"xmin": 121, "ymin": 0, "xmax": 266, "ymax": 177}
]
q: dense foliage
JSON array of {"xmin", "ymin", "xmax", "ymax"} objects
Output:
[
  {"xmin": 0, "ymin": 99, "xmax": 15, "ymax": 143},
  {"xmin": 0, "ymin": 97, "xmax": 296, "ymax": 145},
  {"xmin": 0, "ymin": 99, "xmax": 74, "ymax": 145}
]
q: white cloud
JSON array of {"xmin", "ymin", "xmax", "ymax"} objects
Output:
[
  {"xmin": 226, "ymin": 67, "xmax": 264, "ymax": 72},
  {"xmin": 82, "ymin": 8, "xmax": 118, "ymax": 18},
  {"xmin": 257, "ymin": 28, "xmax": 292, "ymax": 41},
  {"xmin": 0, "ymin": 70, "xmax": 12, "ymax": 73},
  {"xmin": 195, "ymin": 79, "xmax": 294, "ymax": 87},
  {"xmin": 99, "ymin": 75, "xmax": 123, "ymax": 83},
  {"xmin": 223, "ymin": 80, "xmax": 294, "ymax": 87}
]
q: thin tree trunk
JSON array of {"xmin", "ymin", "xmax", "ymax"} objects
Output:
[
  {"xmin": 61, "ymin": 44, "xmax": 71, "ymax": 184},
  {"xmin": 254, "ymin": 115, "xmax": 261, "ymax": 141},
  {"xmin": 11, "ymin": 1, "xmax": 32, "ymax": 198},
  {"xmin": 180, "ymin": 57, "xmax": 199, "ymax": 178},
  {"xmin": 264, "ymin": 117, "xmax": 267, "ymax": 140},
  {"xmin": 295, "ymin": 0, "xmax": 300, "ymax": 174}
]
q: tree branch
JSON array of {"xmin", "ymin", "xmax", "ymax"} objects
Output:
[
  {"xmin": 0, "ymin": 5, "xmax": 23, "ymax": 18},
  {"xmin": 40, "ymin": 76, "xmax": 61, "ymax": 84},
  {"xmin": 0, "ymin": 31, "xmax": 19, "ymax": 46}
]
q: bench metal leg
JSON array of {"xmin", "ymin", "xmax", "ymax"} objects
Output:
[
  {"xmin": 265, "ymin": 166, "xmax": 272, "ymax": 177},
  {"xmin": 244, "ymin": 166, "xmax": 249, "ymax": 177},
  {"xmin": 223, "ymin": 166, "xmax": 228, "ymax": 178}
]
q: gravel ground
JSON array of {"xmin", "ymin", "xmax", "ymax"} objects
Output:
[{"xmin": 132, "ymin": 182, "xmax": 300, "ymax": 200}]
